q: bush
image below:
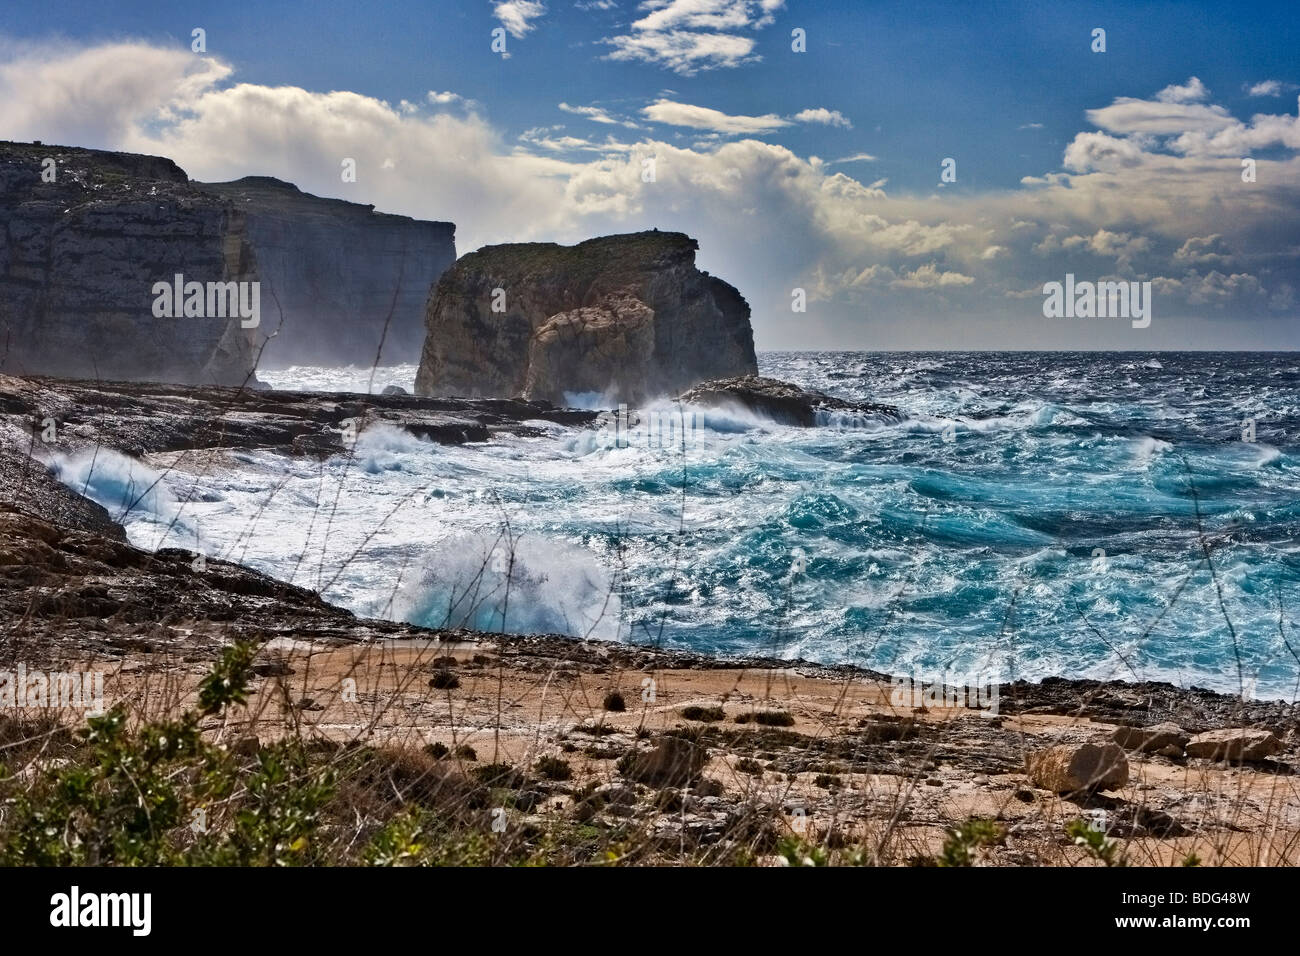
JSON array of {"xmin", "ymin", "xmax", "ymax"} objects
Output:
[
  {"xmin": 681, "ymin": 705, "xmax": 725, "ymax": 722},
  {"xmin": 736, "ymin": 757, "xmax": 764, "ymax": 776},
  {"xmin": 535, "ymin": 756, "xmax": 573, "ymax": 781},
  {"xmin": 429, "ymin": 670, "xmax": 460, "ymax": 690},
  {"xmin": 735, "ymin": 711, "xmax": 795, "ymax": 727},
  {"xmin": 603, "ymin": 691, "xmax": 626, "ymax": 712}
]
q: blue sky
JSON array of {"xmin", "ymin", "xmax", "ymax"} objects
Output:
[{"xmin": 2, "ymin": 0, "xmax": 1299, "ymax": 348}]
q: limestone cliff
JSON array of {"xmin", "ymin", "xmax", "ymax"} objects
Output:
[
  {"xmin": 0, "ymin": 142, "xmax": 259, "ymax": 385},
  {"xmin": 197, "ymin": 177, "xmax": 455, "ymax": 367},
  {"xmin": 415, "ymin": 231, "xmax": 757, "ymax": 404}
]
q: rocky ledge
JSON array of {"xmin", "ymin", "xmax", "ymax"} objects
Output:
[
  {"xmin": 679, "ymin": 375, "xmax": 902, "ymax": 427},
  {"xmin": 0, "ymin": 373, "xmax": 598, "ymax": 461}
]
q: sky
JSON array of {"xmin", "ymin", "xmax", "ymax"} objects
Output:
[{"xmin": 1, "ymin": 0, "xmax": 1298, "ymax": 349}]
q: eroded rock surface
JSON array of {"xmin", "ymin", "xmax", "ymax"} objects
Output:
[
  {"xmin": 197, "ymin": 177, "xmax": 454, "ymax": 366},
  {"xmin": 678, "ymin": 375, "xmax": 902, "ymax": 427},
  {"xmin": 415, "ymin": 231, "xmax": 756, "ymax": 404},
  {"xmin": 0, "ymin": 142, "xmax": 259, "ymax": 384}
]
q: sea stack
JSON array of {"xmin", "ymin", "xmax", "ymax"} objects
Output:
[{"xmin": 414, "ymin": 231, "xmax": 758, "ymax": 404}]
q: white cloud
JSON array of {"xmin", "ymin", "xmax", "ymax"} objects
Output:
[
  {"xmin": 602, "ymin": 0, "xmax": 784, "ymax": 74},
  {"xmin": 641, "ymin": 100, "xmax": 850, "ymax": 134},
  {"xmin": 558, "ymin": 101, "xmax": 639, "ymax": 128},
  {"xmin": 518, "ymin": 128, "xmax": 636, "ymax": 152},
  {"xmin": 1086, "ymin": 97, "xmax": 1234, "ymax": 136},
  {"xmin": 0, "ymin": 40, "xmax": 231, "ymax": 147},
  {"xmin": 1248, "ymin": 80, "xmax": 1283, "ymax": 97},
  {"xmin": 633, "ymin": 0, "xmax": 783, "ymax": 31},
  {"xmin": 494, "ymin": 0, "xmax": 547, "ymax": 39},
  {"xmin": 559, "ymin": 102, "xmax": 618, "ymax": 124},
  {"xmin": 605, "ymin": 29, "xmax": 758, "ymax": 74},
  {"xmin": 575, "ymin": 0, "xmax": 617, "ymax": 9},
  {"xmin": 642, "ymin": 98, "xmax": 789, "ymax": 133},
  {"xmin": 792, "ymin": 108, "xmax": 851, "ymax": 128},
  {"xmin": 428, "ymin": 91, "xmax": 463, "ymax": 105},
  {"xmin": 829, "ymin": 153, "xmax": 877, "ymax": 165},
  {"xmin": 1062, "ymin": 132, "xmax": 1145, "ymax": 172},
  {"xmin": 1174, "ymin": 234, "xmax": 1232, "ymax": 263},
  {"xmin": 1156, "ymin": 76, "xmax": 1209, "ymax": 104},
  {"xmin": 889, "ymin": 263, "xmax": 974, "ymax": 289},
  {"xmin": 1060, "ymin": 229, "xmax": 1152, "ymax": 271}
]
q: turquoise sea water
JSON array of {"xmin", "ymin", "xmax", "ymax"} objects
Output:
[{"xmin": 60, "ymin": 352, "xmax": 1300, "ymax": 700}]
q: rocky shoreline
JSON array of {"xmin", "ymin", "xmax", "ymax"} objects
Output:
[{"xmin": 2, "ymin": 373, "xmax": 1298, "ymax": 865}]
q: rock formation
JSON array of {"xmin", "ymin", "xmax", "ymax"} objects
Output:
[
  {"xmin": 0, "ymin": 142, "xmax": 260, "ymax": 385},
  {"xmin": 678, "ymin": 375, "xmax": 902, "ymax": 427},
  {"xmin": 415, "ymin": 231, "xmax": 757, "ymax": 404},
  {"xmin": 197, "ymin": 177, "xmax": 454, "ymax": 367},
  {"xmin": 0, "ymin": 141, "xmax": 457, "ymax": 386}
]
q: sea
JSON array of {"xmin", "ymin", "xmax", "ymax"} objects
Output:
[{"xmin": 52, "ymin": 352, "xmax": 1300, "ymax": 701}]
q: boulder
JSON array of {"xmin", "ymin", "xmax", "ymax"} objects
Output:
[
  {"xmin": 1112, "ymin": 722, "xmax": 1189, "ymax": 756},
  {"xmin": 1026, "ymin": 742, "xmax": 1129, "ymax": 793},
  {"xmin": 677, "ymin": 375, "xmax": 901, "ymax": 427},
  {"xmin": 1185, "ymin": 728, "xmax": 1282, "ymax": 762},
  {"xmin": 415, "ymin": 231, "xmax": 757, "ymax": 404}
]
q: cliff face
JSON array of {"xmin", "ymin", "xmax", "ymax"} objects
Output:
[
  {"xmin": 414, "ymin": 231, "xmax": 757, "ymax": 404},
  {"xmin": 0, "ymin": 142, "xmax": 260, "ymax": 385},
  {"xmin": 197, "ymin": 178, "xmax": 455, "ymax": 367}
]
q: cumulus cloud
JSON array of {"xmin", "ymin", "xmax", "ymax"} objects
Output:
[
  {"xmin": 0, "ymin": 40, "xmax": 231, "ymax": 146},
  {"xmin": 1248, "ymin": 80, "xmax": 1283, "ymax": 97},
  {"xmin": 1156, "ymin": 76, "xmax": 1209, "ymax": 103},
  {"xmin": 1174, "ymin": 234, "xmax": 1232, "ymax": 264},
  {"xmin": 791, "ymin": 107, "xmax": 851, "ymax": 128},
  {"xmin": 494, "ymin": 0, "xmax": 547, "ymax": 39},
  {"xmin": 1062, "ymin": 131, "xmax": 1145, "ymax": 172}
]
